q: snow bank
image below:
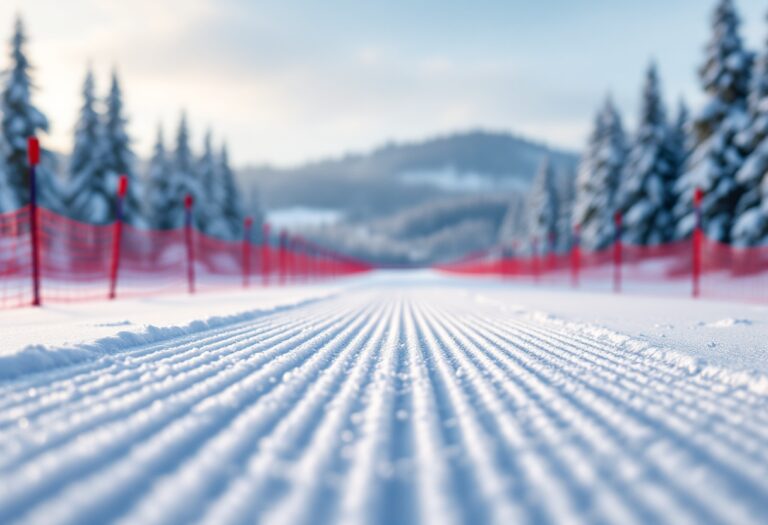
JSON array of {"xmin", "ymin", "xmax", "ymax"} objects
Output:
[
  {"xmin": 0, "ymin": 286, "xmax": 340, "ymax": 381},
  {"xmin": 518, "ymin": 306, "xmax": 768, "ymax": 395}
]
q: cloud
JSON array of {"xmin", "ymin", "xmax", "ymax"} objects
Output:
[{"xmin": 355, "ymin": 47, "xmax": 385, "ymax": 66}]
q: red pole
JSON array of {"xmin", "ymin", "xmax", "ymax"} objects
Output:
[
  {"xmin": 510, "ymin": 240, "xmax": 519, "ymax": 277},
  {"xmin": 532, "ymin": 237, "xmax": 540, "ymax": 283},
  {"xmin": 306, "ymin": 240, "xmax": 315, "ymax": 281},
  {"xmin": 261, "ymin": 223, "xmax": 271, "ymax": 286},
  {"xmin": 571, "ymin": 224, "xmax": 581, "ymax": 288},
  {"xmin": 27, "ymin": 137, "xmax": 41, "ymax": 307},
  {"xmin": 243, "ymin": 216, "xmax": 253, "ymax": 288},
  {"xmin": 184, "ymin": 194, "xmax": 195, "ymax": 294},
  {"xmin": 285, "ymin": 235, "xmax": 297, "ymax": 282},
  {"xmin": 613, "ymin": 212, "xmax": 622, "ymax": 294},
  {"xmin": 547, "ymin": 231, "xmax": 556, "ymax": 271},
  {"xmin": 108, "ymin": 175, "xmax": 128, "ymax": 300},
  {"xmin": 295, "ymin": 236, "xmax": 304, "ymax": 282},
  {"xmin": 693, "ymin": 188, "xmax": 703, "ymax": 299},
  {"xmin": 279, "ymin": 230, "xmax": 288, "ymax": 285}
]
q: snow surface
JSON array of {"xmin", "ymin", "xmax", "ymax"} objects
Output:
[
  {"xmin": 0, "ymin": 271, "xmax": 767, "ymax": 524},
  {"xmin": 0, "ymin": 285, "xmax": 343, "ymax": 380},
  {"xmin": 445, "ymin": 279, "xmax": 768, "ymax": 375}
]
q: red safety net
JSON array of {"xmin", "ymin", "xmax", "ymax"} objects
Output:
[
  {"xmin": 437, "ymin": 234, "xmax": 768, "ymax": 303},
  {"xmin": 0, "ymin": 206, "xmax": 32, "ymax": 308},
  {"xmin": 0, "ymin": 206, "xmax": 372, "ymax": 309}
]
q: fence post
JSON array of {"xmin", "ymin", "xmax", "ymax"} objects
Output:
[
  {"xmin": 261, "ymin": 223, "xmax": 271, "ymax": 286},
  {"xmin": 571, "ymin": 224, "xmax": 581, "ymax": 288},
  {"xmin": 693, "ymin": 188, "xmax": 703, "ymax": 299},
  {"xmin": 290, "ymin": 236, "xmax": 297, "ymax": 281},
  {"xmin": 290, "ymin": 235, "xmax": 299, "ymax": 282},
  {"xmin": 532, "ymin": 236, "xmax": 540, "ymax": 283},
  {"xmin": 243, "ymin": 216, "xmax": 253, "ymax": 288},
  {"xmin": 306, "ymin": 240, "xmax": 315, "ymax": 281},
  {"xmin": 27, "ymin": 137, "xmax": 41, "ymax": 307},
  {"xmin": 296, "ymin": 236, "xmax": 306, "ymax": 282},
  {"xmin": 184, "ymin": 194, "xmax": 195, "ymax": 294},
  {"xmin": 547, "ymin": 230, "xmax": 556, "ymax": 271},
  {"xmin": 613, "ymin": 212, "xmax": 622, "ymax": 293},
  {"xmin": 279, "ymin": 230, "xmax": 287, "ymax": 285},
  {"xmin": 108, "ymin": 175, "xmax": 128, "ymax": 300},
  {"xmin": 510, "ymin": 240, "xmax": 519, "ymax": 278}
]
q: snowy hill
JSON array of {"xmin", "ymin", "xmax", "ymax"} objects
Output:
[
  {"xmin": 239, "ymin": 130, "xmax": 577, "ymax": 264},
  {"xmin": 240, "ymin": 130, "xmax": 578, "ymax": 220},
  {"xmin": 295, "ymin": 195, "xmax": 521, "ymax": 266}
]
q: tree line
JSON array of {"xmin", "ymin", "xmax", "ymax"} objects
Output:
[
  {"xmin": 527, "ymin": 0, "xmax": 767, "ymax": 251},
  {"xmin": 0, "ymin": 17, "xmax": 252, "ymax": 240}
]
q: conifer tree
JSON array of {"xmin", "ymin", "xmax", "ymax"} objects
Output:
[
  {"xmin": 0, "ymin": 17, "xmax": 63, "ymax": 213},
  {"xmin": 731, "ymin": 11, "xmax": 768, "ymax": 244},
  {"xmin": 498, "ymin": 197, "xmax": 528, "ymax": 254},
  {"xmin": 528, "ymin": 157, "xmax": 559, "ymax": 252},
  {"xmin": 573, "ymin": 97, "xmax": 627, "ymax": 250},
  {"xmin": 674, "ymin": 0, "xmax": 753, "ymax": 241},
  {"xmin": 166, "ymin": 112, "xmax": 198, "ymax": 228},
  {"xmin": 218, "ymin": 143, "xmax": 245, "ymax": 239},
  {"xmin": 556, "ymin": 166, "xmax": 576, "ymax": 252},
  {"xmin": 667, "ymin": 100, "xmax": 690, "ymax": 221},
  {"xmin": 103, "ymin": 71, "xmax": 143, "ymax": 225},
  {"xmin": 144, "ymin": 125, "xmax": 174, "ymax": 229},
  {"xmin": 67, "ymin": 68, "xmax": 110, "ymax": 223},
  {"xmin": 617, "ymin": 64, "xmax": 677, "ymax": 245},
  {"xmin": 196, "ymin": 130, "xmax": 227, "ymax": 235}
]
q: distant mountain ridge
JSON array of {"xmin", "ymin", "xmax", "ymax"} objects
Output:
[{"xmin": 239, "ymin": 129, "xmax": 579, "ymax": 220}]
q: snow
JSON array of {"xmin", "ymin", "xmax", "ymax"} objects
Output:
[
  {"xmin": 0, "ymin": 271, "xmax": 767, "ymax": 524},
  {"xmin": 267, "ymin": 207, "xmax": 345, "ymax": 229},
  {"xmin": 398, "ymin": 167, "xmax": 529, "ymax": 193},
  {"xmin": 0, "ymin": 285, "xmax": 343, "ymax": 380}
]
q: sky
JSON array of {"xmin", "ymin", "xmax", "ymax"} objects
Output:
[{"xmin": 0, "ymin": 0, "xmax": 766, "ymax": 167}]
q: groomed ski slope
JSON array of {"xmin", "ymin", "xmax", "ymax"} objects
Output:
[{"xmin": 1, "ymin": 276, "xmax": 767, "ymax": 525}]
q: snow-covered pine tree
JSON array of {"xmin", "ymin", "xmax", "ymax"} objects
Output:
[
  {"xmin": 617, "ymin": 64, "xmax": 677, "ymax": 245},
  {"xmin": 667, "ymin": 100, "xmax": 691, "ymax": 226},
  {"xmin": 167, "ymin": 112, "xmax": 198, "ymax": 229},
  {"xmin": 245, "ymin": 184, "xmax": 264, "ymax": 234},
  {"xmin": 497, "ymin": 195, "xmax": 528, "ymax": 255},
  {"xmin": 528, "ymin": 157, "xmax": 559, "ymax": 252},
  {"xmin": 674, "ymin": 0, "xmax": 753, "ymax": 242},
  {"xmin": 0, "ymin": 17, "xmax": 63, "ymax": 213},
  {"xmin": 218, "ymin": 143, "xmax": 245, "ymax": 239},
  {"xmin": 66, "ymin": 68, "xmax": 110, "ymax": 223},
  {"xmin": 196, "ymin": 130, "xmax": 228, "ymax": 236},
  {"xmin": 573, "ymin": 97, "xmax": 627, "ymax": 250},
  {"xmin": 731, "ymin": 13, "xmax": 768, "ymax": 245},
  {"xmin": 144, "ymin": 125, "xmax": 174, "ymax": 229},
  {"xmin": 556, "ymin": 165, "xmax": 576, "ymax": 252},
  {"xmin": 669, "ymin": 100, "xmax": 690, "ymax": 182},
  {"xmin": 102, "ymin": 71, "xmax": 143, "ymax": 225}
]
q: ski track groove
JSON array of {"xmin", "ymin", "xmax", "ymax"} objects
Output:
[
  {"xmin": 424, "ymin": 298, "xmax": 688, "ymax": 525},
  {"xmin": 0, "ymin": 297, "xmax": 372, "ymax": 524},
  {"xmin": 450, "ymin": 299, "xmax": 766, "ymax": 524},
  {"xmin": 0, "ymin": 298, "xmax": 358, "ymax": 473},
  {"xmin": 470, "ymin": 310, "xmax": 768, "ymax": 505},
  {"xmin": 188, "ymin": 297, "xmax": 390, "ymax": 525},
  {"xmin": 0, "ymin": 287, "xmax": 766, "ymax": 525}
]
